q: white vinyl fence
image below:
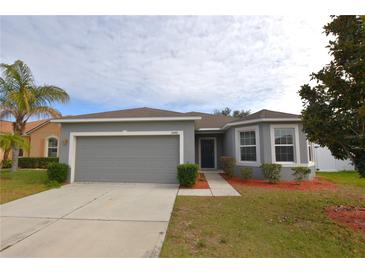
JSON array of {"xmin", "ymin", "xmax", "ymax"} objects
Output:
[{"xmin": 314, "ymin": 145, "xmax": 354, "ymax": 172}]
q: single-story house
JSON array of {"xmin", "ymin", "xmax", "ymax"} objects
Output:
[
  {"xmin": 53, "ymin": 107, "xmax": 315, "ymax": 183},
  {"xmin": 0, "ymin": 119, "xmax": 61, "ymax": 161}
]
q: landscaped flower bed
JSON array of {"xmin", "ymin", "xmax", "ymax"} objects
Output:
[
  {"xmin": 180, "ymin": 173, "xmax": 209, "ymax": 189},
  {"xmin": 220, "ymin": 173, "xmax": 336, "ymax": 191},
  {"xmin": 326, "ymin": 205, "xmax": 365, "ymax": 235}
]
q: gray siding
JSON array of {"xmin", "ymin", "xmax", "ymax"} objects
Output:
[
  {"xmin": 74, "ymin": 135, "xmax": 179, "ymax": 183},
  {"xmin": 222, "ymin": 121, "xmax": 315, "ymax": 181},
  {"xmin": 59, "ymin": 120, "xmax": 195, "ymax": 165}
]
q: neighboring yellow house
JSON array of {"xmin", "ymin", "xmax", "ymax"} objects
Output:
[{"xmin": 0, "ymin": 120, "xmax": 61, "ymax": 161}]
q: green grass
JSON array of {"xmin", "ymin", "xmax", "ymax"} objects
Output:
[
  {"xmin": 0, "ymin": 169, "xmax": 60, "ymax": 204},
  {"xmin": 161, "ymin": 174, "xmax": 365, "ymax": 258},
  {"xmin": 317, "ymin": 171, "xmax": 365, "ymax": 187}
]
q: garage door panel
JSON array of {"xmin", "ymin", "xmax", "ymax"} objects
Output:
[{"xmin": 74, "ymin": 136, "xmax": 179, "ymax": 183}]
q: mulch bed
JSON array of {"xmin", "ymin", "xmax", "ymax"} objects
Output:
[
  {"xmin": 326, "ymin": 205, "xmax": 365, "ymax": 234},
  {"xmin": 220, "ymin": 173, "xmax": 336, "ymax": 191},
  {"xmin": 180, "ymin": 173, "xmax": 210, "ymax": 189}
]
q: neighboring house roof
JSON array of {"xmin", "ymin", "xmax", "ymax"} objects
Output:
[
  {"xmin": 0, "ymin": 119, "xmax": 49, "ymax": 134},
  {"xmin": 0, "ymin": 120, "xmax": 13, "ymax": 134}
]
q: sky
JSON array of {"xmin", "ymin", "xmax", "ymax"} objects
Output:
[{"xmin": 0, "ymin": 16, "xmax": 332, "ymax": 116}]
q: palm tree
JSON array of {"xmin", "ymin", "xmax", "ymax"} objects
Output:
[
  {"xmin": 0, "ymin": 60, "xmax": 69, "ymax": 171},
  {"xmin": 0, "ymin": 133, "xmax": 30, "ymax": 169}
]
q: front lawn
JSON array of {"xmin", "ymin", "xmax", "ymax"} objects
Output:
[
  {"xmin": 317, "ymin": 171, "xmax": 364, "ymax": 187},
  {"xmin": 161, "ymin": 173, "xmax": 365, "ymax": 257},
  {"xmin": 0, "ymin": 169, "xmax": 60, "ymax": 204}
]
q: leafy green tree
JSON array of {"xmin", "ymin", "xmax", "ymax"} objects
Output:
[
  {"xmin": 214, "ymin": 107, "xmax": 250, "ymax": 118},
  {"xmin": 0, "ymin": 60, "xmax": 69, "ymax": 171},
  {"xmin": 214, "ymin": 107, "xmax": 232, "ymax": 116},
  {"xmin": 0, "ymin": 133, "xmax": 30, "ymax": 168},
  {"xmin": 232, "ymin": 109, "xmax": 251, "ymax": 118},
  {"xmin": 298, "ymin": 16, "xmax": 365, "ymax": 177}
]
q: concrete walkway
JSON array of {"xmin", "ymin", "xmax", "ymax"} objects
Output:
[
  {"xmin": 0, "ymin": 183, "xmax": 178, "ymax": 258},
  {"xmin": 178, "ymin": 172, "xmax": 240, "ymax": 197}
]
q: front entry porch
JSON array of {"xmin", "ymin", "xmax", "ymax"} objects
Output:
[{"xmin": 195, "ymin": 133, "xmax": 224, "ymax": 170}]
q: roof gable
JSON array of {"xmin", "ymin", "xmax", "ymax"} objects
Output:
[{"xmin": 0, "ymin": 119, "xmax": 49, "ymax": 134}]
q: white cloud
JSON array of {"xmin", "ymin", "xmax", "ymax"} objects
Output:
[{"xmin": 0, "ymin": 16, "xmax": 331, "ymax": 114}]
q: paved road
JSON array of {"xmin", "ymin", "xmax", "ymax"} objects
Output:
[{"xmin": 0, "ymin": 183, "xmax": 178, "ymax": 257}]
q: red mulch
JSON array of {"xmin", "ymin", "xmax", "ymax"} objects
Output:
[
  {"xmin": 326, "ymin": 205, "xmax": 365, "ymax": 234},
  {"xmin": 220, "ymin": 173, "xmax": 336, "ymax": 191},
  {"xmin": 180, "ymin": 173, "xmax": 210, "ymax": 189}
]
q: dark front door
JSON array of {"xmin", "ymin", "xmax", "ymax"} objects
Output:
[{"xmin": 200, "ymin": 139, "xmax": 215, "ymax": 169}]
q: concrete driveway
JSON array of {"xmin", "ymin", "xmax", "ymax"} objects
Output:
[{"xmin": 0, "ymin": 183, "xmax": 178, "ymax": 257}]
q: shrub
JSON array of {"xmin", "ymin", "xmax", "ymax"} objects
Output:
[
  {"xmin": 260, "ymin": 163, "xmax": 282, "ymax": 183},
  {"xmin": 291, "ymin": 166, "xmax": 311, "ymax": 181},
  {"xmin": 240, "ymin": 167, "xmax": 253, "ymax": 180},
  {"xmin": 19, "ymin": 157, "xmax": 59, "ymax": 169},
  {"xmin": 47, "ymin": 163, "xmax": 69, "ymax": 183},
  {"xmin": 45, "ymin": 180, "xmax": 62, "ymax": 188},
  {"xmin": 221, "ymin": 156, "xmax": 235, "ymax": 177},
  {"xmin": 177, "ymin": 163, "xmax": 199, "ymax": 187},
  {"xmin": 1, "ymin": 160, "xmax": 12, "ymax": 168}
]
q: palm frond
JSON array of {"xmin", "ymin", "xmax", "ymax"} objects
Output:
[
  {"xmin": 0, "ymin": 107, "xmax": 16, "ymax": 120},
  {"xmin": 28, "ymin": 106, "xmax": 62, "ymax": 119},
  {"xmin": 0, "ymin": 133, "xmax": 30, "ymax": 152},
  {"xmin": 34, "ymin": 85, "xmax": 70, "ymax": 105}
]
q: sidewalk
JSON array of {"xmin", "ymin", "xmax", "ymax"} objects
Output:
[{"xmin": 178, "ymin": 172, "xmax": 240, "ymax": 197}]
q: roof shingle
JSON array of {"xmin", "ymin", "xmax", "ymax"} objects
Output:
[{"xmin": 56, "ymin": 107, "xmax": 191, "ymax": 120}]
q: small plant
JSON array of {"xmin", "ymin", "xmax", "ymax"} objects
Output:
[
  {"xmin": 291, "ymin": 166, "xmax": 311, "ymax": 181},
  {"xmin": 1, "ymin": 160, "xmax": 12, "ymax": 169},
  {"xmin": 221, "ymin": 156, "xmax": 235, "ymax": 177},
  {"xmin": 47, "ymin": 163, "xmax": 69, "ymax": 183},
  {"xmin": 240, "ymin": 167, "xmax": 253, "ymax": 180},
  {"xmin": 177, "ymin": 163, "xmax": 199, "ymax": 187},
  {"xmin": 260, "ymin": 163, "xmax": 282, "ymax": 183}
]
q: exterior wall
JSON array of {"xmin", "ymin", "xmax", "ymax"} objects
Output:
[
  {"xmin": 195, "ymin": 133, "xmax": 224, "ymax": 169},
  {"xmin": 222, "ymin": 121, "xmax": 315, "ymax": 181},
  {"xmin": 29, "ymin": 122, "xmax": 61, "ymax": 157},
  {"xmin": 59, "ymin": 120, "xmax": 195, "ymax": 166},
  {"xmin": 0, "ymin": 123, "xmax": 60, "ymax": 161}
]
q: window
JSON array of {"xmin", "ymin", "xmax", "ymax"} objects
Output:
[
  {"xmin": 274, "ymin": 128, "xmax": 295, "ymax": 162},
  {"xmin": 239, "ymin": 130, "xmax": 257, "ymax": 162},
  {"xmin": 18, "ymin": 149, "xmax": 24, "ymax": 157},
  {"xmin": 47, "ymin": 137, "xmax": 58, "ymax": 157}
]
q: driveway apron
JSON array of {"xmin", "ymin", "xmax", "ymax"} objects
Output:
[{"xmin": 0, "ymin": 183, "xmax": 178, "ymax": 258}]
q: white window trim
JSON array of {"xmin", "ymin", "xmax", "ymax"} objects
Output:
[
  {"xmin": 45, "ymin": 135, "xmax": 59, "ymax": 157},
  {"xmin": 235, "ymin": 125, "xmax": 261, "ymax": 167},
  {"xmin": 270, "ymin": 124, "xmax": 300, "ymax": 166},
  {"xmin": 68, "ymin": 130, "xmax": 184, "ymax": 183},
  {"xmin": 198, "ymin": 137, "xmax": 217, "ymax": 169},
  {"xmin": 307, "ymin": 140, "xmax": 315, "ymax": 164}
]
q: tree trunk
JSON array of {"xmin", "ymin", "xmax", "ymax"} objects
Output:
[{"xmin": 11, "ymin": 145, "xmax": 19, "ymax": 172}]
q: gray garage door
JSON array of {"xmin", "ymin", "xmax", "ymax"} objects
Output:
[{"xmin": 74, "ymin": 135, "xmax": 179, "ymax": 183}]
